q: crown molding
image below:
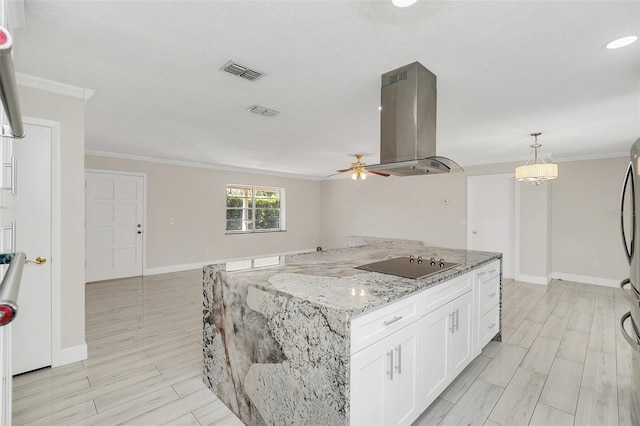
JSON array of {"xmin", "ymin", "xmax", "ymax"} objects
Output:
[
  {"xmin": 85, "ymin": 150, "xmax": 322, "ymax": 181},
  {"xmin": 16, "ymin": 73, "xmax": 96, "ymax": 104},
  {"xmin": 459, "ymin": 151, "xmax": 627, "ymax": 168},
  {"xmin": 554, "ymin": 151, "xmax": 627, "ymax": 163}
]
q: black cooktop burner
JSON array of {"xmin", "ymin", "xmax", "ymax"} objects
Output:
[{"xmin": 355, "ymin": 256, "xmax": 460, "ymax": 279}]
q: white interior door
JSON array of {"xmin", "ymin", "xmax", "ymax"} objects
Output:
[
  {"xmin": 86, "ymin": 172, "xmax": 144, "ymax": 282},
  {"xmin": 467, "ymin": 175, "xmax": 516, "ymax": 279},
  {"xmin": 11, "ymin": 123, "xmax": 53, "ymax": 375}
]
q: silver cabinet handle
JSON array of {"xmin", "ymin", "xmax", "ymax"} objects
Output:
[
  {"xmin": 387, "ymin": 350, "xmax": 394, "ymax": 380},
  {"xmin": 489, "ymin": 323, "xmax": 496, "ymax": 329},
  {"xmin": 476, "ymin": 271, "xmax": 486, "ymax": 276},
  {"xmin": 449, "ymin": 312, "xmax": 455, "ymax": 333},
  {"xmin": 620, "ymin": 312, "xmax": 640, "ymax": 353},
  {"xmin": 488, "ymin": 292, "xmax": 497, "ymax": 298},
  {"xmin": 620, "ymin": 279, "xmax": 640, "ymax": 308},
  {"xmin": 395, "ymin": 345, "xmax": 402, "ymax": 374},
  {"xmin": 455, "ymin": 309, "xmax": 460, "ymax": 331},
  {"xmin": 489, "ymin": 269, "xmax": 497, "ymax": 274},
  {"xmin": 383, "ymin": 315, "xmax": 403, "ymax": 326}
]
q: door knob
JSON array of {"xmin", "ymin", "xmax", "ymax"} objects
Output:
[
  {"xmin": 472, "ymin": 231, "xmax": 478, "ymax": 235},
  {"xmin": 137, "ymin": 230, "xmax": 142, "ymax": 234},
  {"xmin": 26, "ymin": 256, "xmax": 46, "ymax": 265}
]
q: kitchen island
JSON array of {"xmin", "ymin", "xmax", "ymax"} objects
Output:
[{"xmin": 203, "ymin": 238, "xmax": 502, "ymax": 425}]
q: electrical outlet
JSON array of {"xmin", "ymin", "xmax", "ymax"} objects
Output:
[{"xmin": 593, "ymin": 261, "xmax": 600, "ymax": 269}]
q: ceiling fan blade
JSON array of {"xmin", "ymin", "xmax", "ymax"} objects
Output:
[
  {"xmin": 336, "ymin": 168, "xmax": 353, "ymax": 173},
  {"xmin": 367, "ymin": 170, "xmax": 390, "ymax": 177}
]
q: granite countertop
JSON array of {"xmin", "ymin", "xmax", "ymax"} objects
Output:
[{"xmin": 205, "ymin": 239, "xmax": 501, "ymax": 320}]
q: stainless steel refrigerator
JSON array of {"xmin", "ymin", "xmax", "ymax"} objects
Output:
[{"xmin": 620, "ymin": 137, "xmax": 640, "ymax": 425}]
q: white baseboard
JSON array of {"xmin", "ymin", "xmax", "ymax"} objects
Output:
[
  {"xmin": 551, "ymin": 272, "xmax": 619, "ymax": 288},
  {"xmin": 143, "ymin": 249, "xmax": 317, "ymax": 276},
  {"xmin": 516, "ymin": 274, "xmax": 551, "ymax": 286},
  {"xmin": 52, "ymin": 343, "xmax": 87, "ymax": 367}
]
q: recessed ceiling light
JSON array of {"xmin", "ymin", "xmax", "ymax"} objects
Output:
[
  {"xmin": 606, "ymin": 36, "xmax": 638, "ymax": 49},
  {"xmin": 392, "ymin": 0, "xmax": 418, "ymax": 8}
]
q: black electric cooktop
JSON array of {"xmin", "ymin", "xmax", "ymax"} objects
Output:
[{"xmin": 355, "ymin": 256, "xmax": 460, "ymax": 280}]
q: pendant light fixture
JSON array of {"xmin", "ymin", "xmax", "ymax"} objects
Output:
[{"xmin": 515, "ymin": 132, "xmax": 558, "ymax": 186}]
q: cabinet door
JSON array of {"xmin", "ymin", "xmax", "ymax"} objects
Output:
[
  {"xmin": 450, "ymin": 291, "xmax": 474, "ymax": 376},
  {"xmin": 350, "ymin": 337, "xmax": 390, "ymax": 426},
  {"xmin": 420, "ymin": 304, "xmax": 451, "ymax": 410},
  {"xmin": 391, "ymin": 321, "xmax": 422, "ymax": 426}
]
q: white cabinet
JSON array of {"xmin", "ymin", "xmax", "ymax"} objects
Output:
[
  {"xmin": 351, "ymin": 321, "xmax": 421, "ymax": 426},
  {"xmin": 350, "ymin": 261, "xmax": 501, "ymax": 425},
  {"xmin": 420, "ymin": 303, "xmax": 450, "ymax": 405},
  {"xmin": 450, "ymin": 291, "xmax": 473, "ymax": 376},
  {"xmin": 472, "ymin": 260, "xmax": 501, "ymax": 355},
  {"xmin": 420, "ymin": 290, "xmax": 473, "ymax": 411}
]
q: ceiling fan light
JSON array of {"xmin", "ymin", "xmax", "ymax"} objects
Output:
[
  {"xmin": 351, "ymin": 172, "xmax": 358, "ymax": 180},
  {"xmin": 361, "ymin": 171, "xmax": 367, "ymax": 180}
]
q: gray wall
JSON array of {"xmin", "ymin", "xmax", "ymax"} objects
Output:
[
  {"xmin": 19, "ymin": 85, "xmax": 86, "ymax": 350},
  {"xmin": 319, "ymin": 172, "xmax": 468, "ymax": 250},
  {"xmin": 85, "ymin": 155, "xmax": 321, "ymax": 270},
  {"xmin": 320, "ymin": 156, "xmax": 629, "ymax": 284},
  {"xmin": 84, "ymin": 153, "xmax": 629, "ymax": 284},
  {"xmin": 551, "ymin": 156, "xmax": 629, "ymax": 282}
]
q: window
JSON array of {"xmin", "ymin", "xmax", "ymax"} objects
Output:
[{"xmin": 226, "ymin": 185, "xmax": 285, "ymax": 233}]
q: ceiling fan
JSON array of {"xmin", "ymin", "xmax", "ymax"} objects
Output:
[{"xmin": 331, "ymin": 154, "xmax": 390, "ymax": 180}]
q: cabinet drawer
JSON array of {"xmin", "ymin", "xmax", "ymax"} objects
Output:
[
  {"xmin": 475, "ymin": 260, "xmax": 500, "ymax": 283},
  {"xmin": 422, "ymin": 272, "xmax": 472, "ymax": 315},
  {"xmin": 351, "ymin": 292, "xmax": 421, "ymax": 354},
  {"xmin": 480, "ymin": 304, "xmax": 500, "ymax": 348},
  {"xmin": 479, "ymin": 276, "xmax": 500, "ymax": 316}
]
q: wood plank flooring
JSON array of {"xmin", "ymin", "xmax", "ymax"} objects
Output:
[
  {"xmin": 415, "ymin": 278, "xmax": 634, "ymax": 426},
  {"xmin": 12, "ymin": 270, "xmax": 242, "ymax": 426},
  {"xmin": 11, "ymin": 271, "xmax": 634, "ymax": 425}
]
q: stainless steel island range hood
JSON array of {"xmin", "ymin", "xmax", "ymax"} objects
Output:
[{"xmin": 368, "ymin": 62, "xmax": 462, "ymax": 176}]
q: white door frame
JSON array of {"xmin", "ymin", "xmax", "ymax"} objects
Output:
[
  {"xmin": 19, "ymin": 117, "xmax": 65, "ymax": 366},
  {"xmin": 85, "ymin": 169, "xmax": 148, "ymax": 277},
  {"xmin": 466, "ymin": 173, "xmax": 520, "ymax": 279}
]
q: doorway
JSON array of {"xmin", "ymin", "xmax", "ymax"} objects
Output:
[
  {"xmin": 85, "ymin": 170, "xmax": 146, "ymax": 282},
  {"xmin": 467, "ymin": 174, "xmax": 517, "ymax": 279}
]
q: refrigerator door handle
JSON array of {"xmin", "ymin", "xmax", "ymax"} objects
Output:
[
  {"xmin": 621, "ymin": 161, "xmax": 636, "ymax": 264},
  {"xmin": 620, "ymin": 312, "xmax": 640, "ymax": 353},
  {"xmin": 620, "ymin": 278, "xmax": 640, "ymax": 308}
]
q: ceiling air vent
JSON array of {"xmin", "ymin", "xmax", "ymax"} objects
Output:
[
  {"xmin": 247, "ymin": 105, "xmax": 279, "ymax": 117},
  {"xmin": 221, "ymin": 60, "xmax": 264, "ymax": 81}
]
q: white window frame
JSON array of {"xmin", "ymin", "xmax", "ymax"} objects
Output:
[{"xmin": 225, "ymin": 184, "xmax": 286, "ymax": 234}]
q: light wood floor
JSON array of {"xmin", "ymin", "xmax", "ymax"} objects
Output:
[
  {"xmin": 12, "ymin": 270, "xmax": 242, "ymax": 426},
  {"xmin": 11, "ymin": 271, "xmax": 634, "ymax": 425},
  {"xmin": 415, "ymin": 277, "xmax": 634, "ymax": 426}
]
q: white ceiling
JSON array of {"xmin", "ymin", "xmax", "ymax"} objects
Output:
[{"xmin": 12, "ymin": 1, "xmax": 640, "ymax": 178}]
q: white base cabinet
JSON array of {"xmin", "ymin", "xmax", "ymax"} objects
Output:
[
  {"xmin": 350, "ymin": 261, "xmax": 501, "ymax": 425},
  {"xmin": 351, "ymin": 321, "xmax": 421, "ymax": 426},
  {"xmin": 472, "ymin": 260, "xmax": 501, "ymax": 356},
  {"xmin": 420, "ymin": 290, "xmax": 473, "ymax": 411}
]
